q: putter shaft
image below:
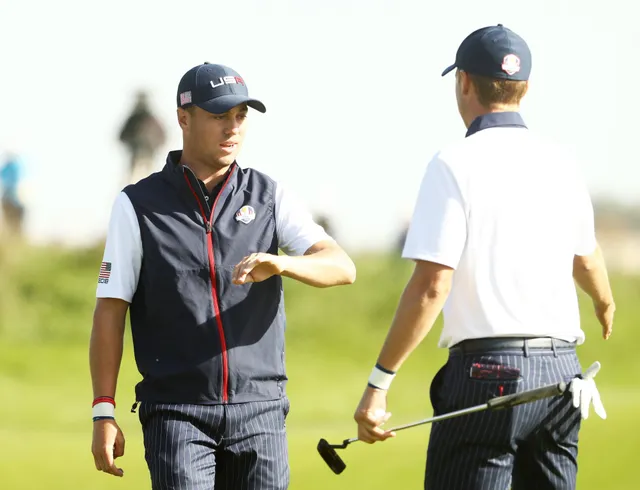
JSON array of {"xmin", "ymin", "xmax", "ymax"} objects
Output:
[
  {"xmin": 387, "ymin": 403, "xmax": 489, "ymax": 432},
  {"xmin": 343, "ymin": 379, "xmax": 568, "ymax": 445},
  {"xmin": 344, "ymin": 403, "xmax": 488, "ymax": 445}
]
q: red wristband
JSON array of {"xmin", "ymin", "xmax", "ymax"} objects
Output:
[{"xmin": 92, "ymin": 396, "xmax": 116, "ymax": 408}]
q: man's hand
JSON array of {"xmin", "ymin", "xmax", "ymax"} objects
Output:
[
  {"xmin": 353, "ymin": 386, "xmax": 396, "ymax": 444},
  {"xmin": 233, "ymin": 253, "xmax": 285, "ymax": 285},
  {"xmin": 594, "ymin": 301, "xmax": 615, "ymax": 340},
  {"xmin": 92, "ymin": 419, "xmax": 125, "ymax": 477},
  {"xmin": 569, "ymin": 361, "xmax": 607, "ymax": 420}
]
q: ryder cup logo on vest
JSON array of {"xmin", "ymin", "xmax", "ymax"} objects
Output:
[
  {"xmin": 235, "ymin": 205, "xmax": 256, "ymax": 224},
  {"xmin": 501, "ymin": 54, "xmax": 521, "ymax": 75}
]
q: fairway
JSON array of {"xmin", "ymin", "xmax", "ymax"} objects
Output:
[{"xmin": 1, "ymin": 246, "xmax": 637, "ymax": 489}]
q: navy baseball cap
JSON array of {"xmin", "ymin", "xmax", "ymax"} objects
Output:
[
  {"xmin": 177, "ymin": 62, "xmax": 266, "ymax": 114},
  {"xmin": 441, "ymin": 24, "xmax": 531, "ymax": 81}
]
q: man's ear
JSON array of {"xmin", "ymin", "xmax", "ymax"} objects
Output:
[
  {"xmin": 460, "ymin": 71, "xmax": 472, "ymax": 96},
  {"xmin": 177, "ymin": 108, "xmax": 190, "ymax": 131}
]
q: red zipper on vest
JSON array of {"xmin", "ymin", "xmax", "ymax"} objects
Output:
[{"xmin": 183, "ymin": 168, "xmax": 235, "ymax": 402}]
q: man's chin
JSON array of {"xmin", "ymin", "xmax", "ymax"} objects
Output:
[{"xmin": 212, "ymin": 154, "xmax": 237, "ymax": 168}]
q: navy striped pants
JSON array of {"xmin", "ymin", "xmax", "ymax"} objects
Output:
[
  {"xmin": 138, "ymin": 398, "xmax": 290, "ymax": 490},
  {"xmin": 425, "ymin": 342, "xmax": 582, "ymax": 490}
]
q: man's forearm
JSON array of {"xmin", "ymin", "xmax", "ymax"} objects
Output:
[
  {"xmin": 376, "ymin": 281, "xmax": 448, "ymax": 372},
  {"xmin": 89, "ymin": 299, "xmax": 128, "ymax": 400},
  {"xmin": 279, "ymin": 245, "xmax": 356, "ymax": 287},
  {"xmin": 573, "ymin": 246, "xmax": 614, "ymax": 306}
]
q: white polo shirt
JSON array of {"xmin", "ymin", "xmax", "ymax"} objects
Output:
[
  {"xmin": 402, "ymin": 113, "xmax": 597, "ymax": 349},
  {"xmin": 96, "ymin": 180, "xmax": 331, "ymax": 302}
]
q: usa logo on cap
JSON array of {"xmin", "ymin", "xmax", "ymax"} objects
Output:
[
  {"xmin": 235, "ymin": 205, "xmax": 256, "ymax": 224},
  {"xmin": 501, "ymin": 54, "xmax": 521, "ymax": 75}
]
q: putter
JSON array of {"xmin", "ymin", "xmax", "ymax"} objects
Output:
[{"xmin": 318, "ymin": 362, "xmax": 600, "ymax": 475}]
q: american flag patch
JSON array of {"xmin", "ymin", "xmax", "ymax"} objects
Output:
[
  {"xmin": 98, "ymin": 261, "xmax": 111, "ymax": 284},
  {"xmin": 180, "ymin": 91, "xmax": 192, "ymax": 105}
]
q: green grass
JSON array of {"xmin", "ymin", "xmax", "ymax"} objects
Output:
[{"xmin": 0, "ymin": 244, "xmax": 637, "ymax": 489}]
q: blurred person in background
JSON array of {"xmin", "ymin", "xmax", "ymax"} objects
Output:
[
  {"xmin": 90, "ymin": 62, "xmax": 356, "ymax": 489},
  {"xmin": 314, "ymin": 213, "xmax": 335, "ymax": 240},
  {"xmin": 0, "ymin": 151, "xmax": 25, "ymax": 238},
  {"xmin": 119, "ymin": 90, "xmax": 167, "ymax": 185},
  {"xmin": 395, "ymin": 220, "xmax": 410, "ymax": 255}
]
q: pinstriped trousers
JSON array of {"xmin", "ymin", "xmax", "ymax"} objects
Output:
[
  {"xmin": 139, "ymin": 397, "xmax": 290, "ymax": 490},
  {"xmin": 425, "ymin": 345, "xmax": 582, "ymax": 490}
]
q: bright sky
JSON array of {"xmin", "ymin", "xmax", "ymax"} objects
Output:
[{"xmin": 2, "ymin": 0, "xmax": 638, "ymax": 251}]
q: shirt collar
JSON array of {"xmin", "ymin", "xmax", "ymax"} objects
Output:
[
  {"xmin": 465, "ymin": 112, "xmax": 527, "ymax": 138},
  {"xmin": 161, "ymin": 150, "xmax": 236, "ymax": 199}
]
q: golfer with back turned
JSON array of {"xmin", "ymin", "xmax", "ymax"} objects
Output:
[{"xmin": 353, "ymin": 24, "xmax": 614, "ymax": 489}]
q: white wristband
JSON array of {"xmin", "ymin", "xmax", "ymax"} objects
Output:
[
  {"xmin": 368, "ymin": 364, "xmax": 396, "ymax": 390},
  {"xmin": 92, "ymin": 402, "xmax": 116, "ymax": 419}
]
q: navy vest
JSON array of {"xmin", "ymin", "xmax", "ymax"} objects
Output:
[{"xmin": 124, "ymin": 150, "xmax": 286, "ymax": 404}]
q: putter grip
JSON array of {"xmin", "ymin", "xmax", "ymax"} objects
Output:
[{"xmin": 487, "ymin": 381, "xmax": 567, "ymax": 410}]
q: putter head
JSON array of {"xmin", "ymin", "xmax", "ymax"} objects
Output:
[{"xmin": 317, "ymin": 438, "xmax": 347, "ymax": 475}]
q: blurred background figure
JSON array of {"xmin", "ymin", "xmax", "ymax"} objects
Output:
[
  {"xmin": 314, "ymin": 213, "xmax": 335, "ymax": 240},
  {"xmin": 118, "ymin": 90, "xmax": 167, "ymax": 185},
  {"xmin": 0, "ymin": 151, "xmax": 26, "ymax": 239},
  {"xmin": 395, "ymin": 220, "xmax": 410, "ymax": 254}
]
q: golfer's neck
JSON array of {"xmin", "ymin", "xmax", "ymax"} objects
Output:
[
  {"xmin": 468, "ymin": 105, "xmax": 521, "ymax": 127},
  {"xmin": 180, "ymin": 151, "xmax": 230, "ymax": 192}
]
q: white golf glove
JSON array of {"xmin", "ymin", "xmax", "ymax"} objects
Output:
[{"xmin": 569, "ymin": 361, "xmax": 607, "ymax": 420}]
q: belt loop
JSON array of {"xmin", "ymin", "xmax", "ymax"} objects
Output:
[
  {"xmin": 551, "ymin": 338, "xmax": 558, "ymax": 358},
  {"xmin": 523, "ymin": 339, "xmax": 530, "ymax": 358}
]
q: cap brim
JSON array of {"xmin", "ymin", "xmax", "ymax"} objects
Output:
[
  {"xmin": 196, "ymin": 94, "xmax": 266, "ymax": 114},
  {"xmin": 441, "ymin": 64, "xmax": 456, "ymax": 77}
]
